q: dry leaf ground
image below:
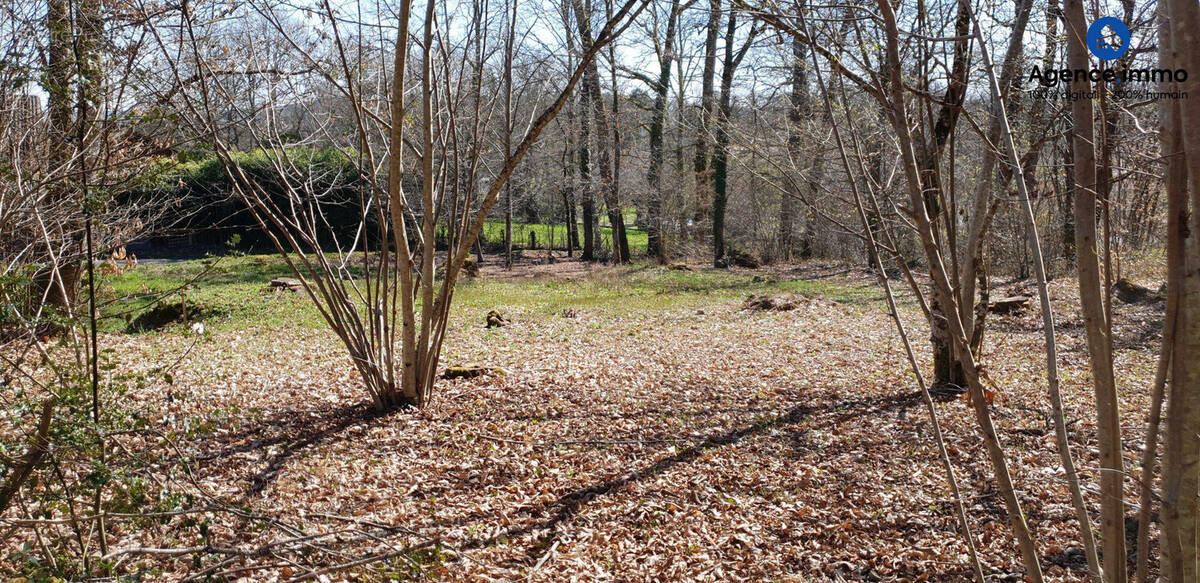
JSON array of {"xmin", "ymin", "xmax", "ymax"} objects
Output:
[{"xmin": 3, "ymin": 255, "xmax": 1163, "ymax": 581}]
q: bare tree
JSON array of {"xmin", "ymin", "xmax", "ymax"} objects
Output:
[
  {"xmin": 778, "ymin": 10, "xmax": 807, "ymax": 262},
  {"xmin": 503, "ymin": 0, "xmax": 518, "ymax": 269},
  {"xmin": 1160, "ymin": 0, "xmax": 1200, "ymax": 577},
  {"xmin": 710, "ymin": 4, "xmax": 755, "ymax": 267},
  {"xmin": 692, "ymin": 0, "xmax": 721, "ymax": 237},
  {"xmin": 969, "ymin": 4, "xmax": 1101, "ymax": 576},
  {"xmin": 641, "ymin": 0, "xmax": 686, "ymax": 262},
  {"xmin": 573, "ymin": 0, "xmax": 630, "ymax": 262},
  {"xmin": 1063, "ymin": 0, "xmax": 1127, "ymax": 578},
  {"xmin": 161, "ymin": 0, "xmax": 649, "ymax": 408}
]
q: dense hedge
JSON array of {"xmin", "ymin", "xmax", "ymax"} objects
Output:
[{"xmin": 138, "ymin": 147, "xmax": 379, "ymax": 252}]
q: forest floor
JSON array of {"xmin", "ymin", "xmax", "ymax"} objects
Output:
[{"xmin": 6, "ymin": 252, "xmax": 1166, "ymax": 581}]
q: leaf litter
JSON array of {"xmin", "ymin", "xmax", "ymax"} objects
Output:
[{"xmin": 25, "ymin": 264, "xmax": 1162, "ymax": 582}]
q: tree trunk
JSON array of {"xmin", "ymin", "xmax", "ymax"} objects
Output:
[
  {"xmin": 673, "ymin": 40, "xmax": 687, "ymax": 245},
  {"xmin": 913, "ymin": 0, "xmax": 970, "ymax": 390},
  {"xmin": 384, "ymin": 0, "xmax": 419, "ymax": 407},
  {"xmin": 563, "ymin": 4, "xmax": 598, "ymax": 262},
  {"xmin": 930, "ymin": 295, "xmax": 964, "ymax": 391},
  {"xmin": 1137, "ymin": 5, "xmax": 1184, "ymax": 580},
  {"xmin": 711, "ymin": 10, "xmax": 735, "ymax": 266},
  {"xmin": 1064, "ymin": 0, "xmax": 1127, "ymax": 578},
  {"xmin": 578, "ymin": 88, "xmax": 598, "ymax": 261},
  {"xmin": 712, "ymin": 6, "xmax": 753, "ymax": 267},
  {"xmin": 502, "ymin": 0, "xmax": 517, "ymax": 269},
  {"xmin": 562, "ymin": 133, "xmax": 580, "ymax": 256},
  {"xmin": 1146, "ymin": 63, "xmax": 1184, "ymax": 582},
  {"xmin": 1161, "ymin": 0, "xmax": 1200, "ymax": 576},
  {"xmin": 573, "ymin": 0, "xmax": 627, "ymax": 263},
  {"xmin": 36, "ymin": 0, "xmax": 82, "ymax": 319},
  {"xmin": 607, "ymin": 3, "xmax": 630, "ymax": 263},
  {"xmin": 645, "ymin": 0, "xmax": 679, "ymax": 264},
  {"xmin": 692, "ymin": 0, "xmax": 720, "ymax": 236},
  {"xmin": 874, "ymin": 0, "xmax": 1044, "ymax": 576},
  {"xmin": 780, "ymin": 30, "xmax": 806, "ymax": 262}
]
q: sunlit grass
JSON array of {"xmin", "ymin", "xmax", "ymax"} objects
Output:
[
  {"xmin": 100, "ymin": 253, "xmax": 875, "ymax": 335},
  {"xmin": 480, "ymin": 219, "xmax": 649, "ymax": 257}
]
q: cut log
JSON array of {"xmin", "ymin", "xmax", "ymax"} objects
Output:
[
  {"xmin": 270, "ymin": 277, "xmax": 303, "ymax": 290},
  {"xmin": 988, "ymin": 295, "xmax": 1030, "ymax": 314},
  {"xmin": 442, "ymin": 365, "xmax": 509, "ymax": 380},
  {"xmin": 720, "ymin": 248, "xmax": 760, "ymax": 269}
]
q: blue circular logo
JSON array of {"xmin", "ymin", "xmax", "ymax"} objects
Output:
[{"xmin": 1087, "ymin": 17, "xmax": 1130, "ymax": 60}]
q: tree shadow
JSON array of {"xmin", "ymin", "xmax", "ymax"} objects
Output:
[
  {"xmin": 470, "ymin": 403, "xmax": 782, "ymax": 425},
  {"xmin": 458, "ymin": 390, "xmax": 925, "ymax": 566},
  {"xmin": 192, "ymin": 402, "xmax": 392, "ymax": 501}
]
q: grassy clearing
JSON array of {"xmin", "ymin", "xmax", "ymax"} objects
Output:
[
  {"xmin": 99, "ymin": 254, "xmax": 328, "ymax": 333},
  {"xmin": 454, "ymin": 267, "xmax": 879, "ymax": 317},
  {"xmin": 20, "ymin": 252, "xmax": 1157, "ymax": 581},
  {"xmin": 99, "ymin": 254, "xmax": 877, "ymax": 335}
]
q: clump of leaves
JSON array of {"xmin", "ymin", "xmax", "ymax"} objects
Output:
[{"xmin": 741, "ymin": 294, "xmax": 799, "ymax": 312}]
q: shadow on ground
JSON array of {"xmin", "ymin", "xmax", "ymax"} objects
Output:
[{"xmin": 193, "ymin": 402, "xmax": 393, "ymax": 501}]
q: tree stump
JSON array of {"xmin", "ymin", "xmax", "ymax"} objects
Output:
[
  {"xmin": 462, "ymin": 257, "xmax": 480, "ymax": 278},
  {"xmin": 1113, "ymin": 278, "xmax": 1161, "ymax": 304}
]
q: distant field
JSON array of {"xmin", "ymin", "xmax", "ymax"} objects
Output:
[{"xmin": 480, "ymin": 219, "xmax": 648, "ymax": 256}]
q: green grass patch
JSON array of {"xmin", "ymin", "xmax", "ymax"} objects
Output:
[
  {"xmin": 98, "ymin": 254, "xmax": 329, "ymax": 333},
  {"xmin": 480, "ymin": 219, "xmax": 648, "ymax": 257},
  {"xmin": 451, "ymin": 266, "xmax": 879, "ymax": 317},
  {"xmin": 100, "ymin": 254, "xmax": 877, "ymax": 335}
]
